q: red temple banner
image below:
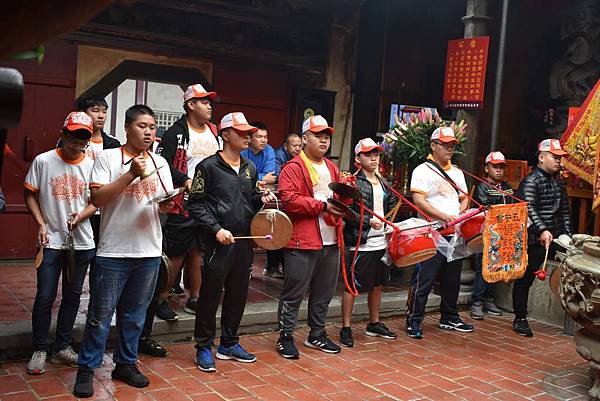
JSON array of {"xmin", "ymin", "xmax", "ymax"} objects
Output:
[
  {"xmin": 560, "ymin": 78, "xmax": 600, "ymax": 210},
  {"xmin": 443, "ymin": 37, "xmax": 490, "ymax": 109}
]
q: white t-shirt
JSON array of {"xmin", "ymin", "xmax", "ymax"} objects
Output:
[
  {"xmin": 311, "ymin": 161, "xmax": 337, "ymax": 245},
  {"xmin": 85, "ymin": 138, "xmax": 104, "ymax": 161},
  {"xmin": 24, "ymin": 149, "xmax": 95, "ymax": 250},
  {"xmin": 410, "ymin": 159, "xmax": 467, "ymax": 220},
  {"xmin": 187, "ymin": 124, "xmax": 221, "ymax": 179},
  {"xmin": 90, "ymin": 147, "xmax": 173, "ymax": 258},
  {"xmin": 354, "ymin": 181, "xmax": 387, "ymax": 251}
]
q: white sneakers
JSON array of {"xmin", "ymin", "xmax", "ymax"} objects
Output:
[{"xmin": 26, "ymin": 350, "xmax": 47, "ymax": 375}]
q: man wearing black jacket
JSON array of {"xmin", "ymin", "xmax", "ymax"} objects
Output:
[
  {"xmin": 139, "ymin": 84, "xmax": 220, "ymax": 357},
  {"xmin": 157, "ymin": 84, "xmax": 220, "ymax": 320},
  {"xmin": 471, "ymin": 151, "xmax": 513, "ymax": 320},
  {"xmin": 515, "ymin": 139, "xmax": 571, "ymax": 337},
  {"xmin": 340, "ymin": 138, "xmax": 398, "ymax": 347},
  {"xmin": 188, "ymin": 112, "xmax": 275, "ymax": 373}
]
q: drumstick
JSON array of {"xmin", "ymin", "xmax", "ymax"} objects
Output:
[
  {"xmin": 34, "ymin": 247, "xmax": 44, "ymax": 268},
  {"xmin": 233, "ymin": 234, "xmax": 273, "ymax": 240},
  {"xmin": 541, "ymin": 245, "xmax": 550, "ymax": 271}
]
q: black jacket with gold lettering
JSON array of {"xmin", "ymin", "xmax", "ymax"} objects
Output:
[{"xmin": 187, "ymin": 151, "xmax": 263, "ymax": 237}]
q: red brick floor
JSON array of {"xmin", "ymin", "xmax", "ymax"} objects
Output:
[
  {"xmin": 0, "ymin": 255, "xmax": 408, "ymax": 323},
  {"xmin": 0, "ymin": 315, "xmax": 592, "ymax": 400}
]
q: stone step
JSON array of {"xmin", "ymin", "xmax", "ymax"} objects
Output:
[{"xmin": 0, "ymin": 290, "xmax": 473, "ymax": 360}]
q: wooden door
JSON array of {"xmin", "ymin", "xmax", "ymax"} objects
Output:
[{"xmin": 0, "ymin": 40, "xmax": 77, "ymax": 259}]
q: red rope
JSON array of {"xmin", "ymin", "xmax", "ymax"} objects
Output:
[
  {"xmin": 455, "ymin": 166, "xmax": 526, "ymax": 203},
  {"xmin": 425, "ymin": 163, "xmax": 484, "ymax": 209},
  {"xmin": 337, "ymin": 202, "xmax": 362, "ymax": 297}
]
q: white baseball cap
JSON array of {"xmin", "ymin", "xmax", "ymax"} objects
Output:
[
  {"xmin": 302, "ymin": 115, "xmax": 334, "ymax": 135},
  {"xmin": 431, "ymin": 126, "xmax": 458, "ymax": 144},
  {"xmin": 354, "ymin": 138, "xmax": 384, "ymax": 155},
  {"xmin": 538, "ymin": 139, "xmax": 567, "ymax": 156},
  {"xmin": 485, "ymin": 151, "xmax": 506, "ymax": 165},
  {"xmin": 183, "ymin": 83, "xmax": 217, "ymax": 102},
  {"xmin": 219, "ymin": 112, "xmax": 257, "ymax": 133}
]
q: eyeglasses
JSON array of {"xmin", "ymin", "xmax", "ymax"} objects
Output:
[
  {"xmin": 433, "ymin": 141, "xmax": 456, "ymax": 150},
  {"xmin": 63, "ymin": 137, "xmax": 90, "ymax": 149}
]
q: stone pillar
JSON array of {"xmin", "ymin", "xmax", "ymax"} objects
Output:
[
  {"xmin": 458, "ymin": 0, "xmax": 491, "ymax": 300},
  {"xmin": 458, "ymin": 0, "xmax": 490, "ymax": 173}
]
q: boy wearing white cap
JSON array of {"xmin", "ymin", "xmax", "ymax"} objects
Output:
[
  {"xmin": 24, "ymin": 112, "xmax": 97, "ymax": 375},
  {"xmin": 406, "ymin": 126, "xmax": 474, "ymax": 339},
  {"xmin": 470, "ymin": 151, "xmax": 514, "ymax": 320},
  {"xmin": 142, "ymin": 84, "xmax": 220, "ymax": 346},
  {"xmin": 276, "ymin": 115, "xmax": 346, "ymax": 359},
  {"xmin": 513, "ymin": 139, "xmax": 571, "ymax": 337},
  {"xmin": 187, "ymin": 112, "xmax": 276, "ymax": 372},
  {"xmin": 340, "ymin": 138, "xmax": 398, "ymax": 347}
]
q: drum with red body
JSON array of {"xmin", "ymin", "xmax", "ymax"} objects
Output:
[
  {"xmin": 387, "ymin": 228, "xmax": 438, "ymax": 268},
  {"xmin": 460, "ymin": 214, "xmax": 485, "ymax": 251}
]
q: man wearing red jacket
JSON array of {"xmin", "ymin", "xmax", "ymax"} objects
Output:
[{"xmin": 276, "ymin": 115, "xmax": 346, "ymax": 359}]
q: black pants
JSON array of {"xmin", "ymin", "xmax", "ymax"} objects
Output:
[
  {"xmin": 140, "ymin": 262, "xmax": 168, "ymax": 340},
  {"xmin": 266, "ymin": 249, "xmax": 284, "ymax": 272},
  {"xmin": 406, "ymin": 251, "xmax": 462, "ymax": 324},
  {"xmin": 513, "ymin": 243, "xmax": 556, "ymax": 319},
  {"xmin": 278, "ymin": 246, "xmax": 339, "ymax": 337},
  {"xmin": 194, "ymin": 240, "xmax": 253, "ymax": 348}
]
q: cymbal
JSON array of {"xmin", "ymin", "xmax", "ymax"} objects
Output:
[
  {"xmin": 146, "ymin": 187, "xmax": 185, "ymax": 205},
  {"xmin": 327, "ymin": 198, "xmax": 357, "ymax": 221},
  {"xmin": 328, "ymin": 182, "xmax": 362, "ymax": 200}
]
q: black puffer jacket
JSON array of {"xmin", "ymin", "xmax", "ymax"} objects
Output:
[
  {"xmin": 473, "ymin": 180, "xmax": 515, "ymax": 207},
  {"xmin": 518, "ymin": 167, "xmax": 571, "ymax": 244},
  {"xmin": 187, "ymin": 152, "xmax": 263, "ymax": 238},
  {"xmin": 343, "ymin": 170, "xmax": 398, "ymax": 246}
]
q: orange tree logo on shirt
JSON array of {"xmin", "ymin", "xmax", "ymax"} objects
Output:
[
  {"xmin": 85, "ymin": 147, "xmax": 99, "ymax": 160},
  {"xmin": 50, "ymin": 174, "xmax": 86, "ymax": 202},
  {"xmin": 123, "ymin": 176, "xmax": 158, "ymax": 203}
]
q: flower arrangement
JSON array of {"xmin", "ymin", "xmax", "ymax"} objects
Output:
[{"xmin": 381, "ymin": 108, "xmax": 468, "ymax": 171}]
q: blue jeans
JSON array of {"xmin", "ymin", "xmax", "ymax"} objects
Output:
[
  {"xmin": 32, "ymin": 248, "xmax": 94, "ymax": 352},
  {"xmin": 77, "ymin": 256, "xmax": 160, "ymax": 368},
  {"xmin": 472, "ymin": 253, "xmax": 495, "ymax": 303}
]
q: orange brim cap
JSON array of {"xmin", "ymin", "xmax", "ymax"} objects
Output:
[
  {"xmin": 65, "ymin": 124, "xmax": 93, "ymax": 134},
  {"xmin": 232, "ymin": 125, "xmax": 258, "ymax": 133},
  {"xmin": 487, "ymin": 159, "xmax": 506, "ymax": 165},
  {"xmin": 195, "ymin": 91, "xmax": 217, "ymax": 100},
  {"xmin": 309, "ymin": 126, "xmax": 335, "ymax": 134},
  {"xmin": 437, "ymin": 136, "xmax": 459, "ymax": 144},
  {"xmin": 359, "ymin": 145, "xmax": 383, "ymax": 154},
  {"xmin": 549, "ymin": 149, "xmax": 568, "ymax": 156}
]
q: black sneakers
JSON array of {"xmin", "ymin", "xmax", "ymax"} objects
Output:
[
  {"xmin": 111, "ymin": 363, "xmax": 150, "ymax": 388},
  {"xmin": 170, "ymin": 284, "xmax": 185, "ymax": 297},
  {"xmin": 438, "ymin": 318, "xmax": 475, "ymax": 332},
  {"xmin": 340, "ymin": 327, "xmax": 354, "ymax": 347},
  {"xmin": 184, "ymin": 298, "xmax": 198, "ymax": 315},
  {"xmin": 406, "ymin": 322, "xmax": 423, "ymax": 339},
  {"xmin": 277, "ymin": 332, "xmax": 300, "ymax": 359},
  {"xmin": 365, "ymin": 322, "xmax": 397, "ymax": 339},
  {"xmin": 138, "ymin": 337, "xmax": 168, "ymax": 358},
  {"xmin": 156, "ymin": 300, "xmax": 179, "ymax": 321},
  {"xmin": 513, "ymin": 318, "xmax": 534, "ymax": 337},
  {"xmin": 73, "ymin": 367, "xmax": 94, "ymax": 398},
  {"xmin": 304, "ymin": 334, "xmax": 341, "ymax": 354}
]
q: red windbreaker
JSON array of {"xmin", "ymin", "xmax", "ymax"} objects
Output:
[{"xmin": 278, "ymin": 156, "xmax": 341, "ymax": 250}]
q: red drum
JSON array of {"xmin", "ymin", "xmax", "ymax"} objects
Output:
[
  {"xmin": 387, "ymin": 229, "xmax": 437, "ymax": 268},
  {"xmin": 460, "ymin": 214, "xmax": 485, "ymax": 250}
]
